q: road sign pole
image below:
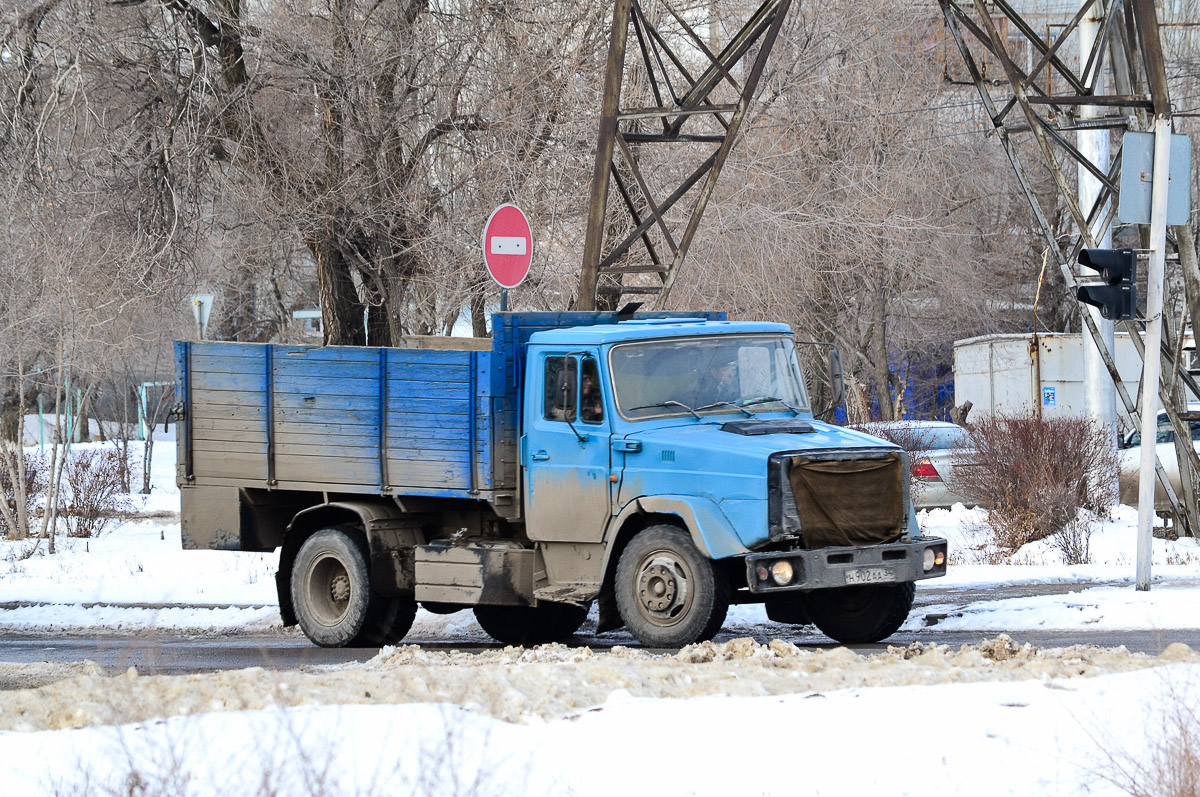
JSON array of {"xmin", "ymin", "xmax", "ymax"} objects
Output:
[
  {"xmin": 1136, "ymin": 115, "xmax": 1172, "ymax": 591},
  {"xmin": 500, "ymin": 289, "xmax": 508, "ymax": 312}
]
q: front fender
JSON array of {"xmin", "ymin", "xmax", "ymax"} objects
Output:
[{"xmin": 608, "ymin": 495, "xmax": 750, "ymax": 560}]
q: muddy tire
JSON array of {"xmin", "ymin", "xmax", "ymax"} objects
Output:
[
  {"xmin": 473, "ymin": 602, "xmax": 590, "ymax": 646},
  {"xmin": 291, "ymin": 527, "xmax": 398, "ymax": 648},
  {"xmin": 371, "ymin": 596, "xmax": 419, "ymax": 646},
  {"xmin": 805, "ymin": 581, "xmax": 916, "ymax": 644},
  {"xmin": 614, "ymin": 524, "xmax": 729, "ymax": 647}
]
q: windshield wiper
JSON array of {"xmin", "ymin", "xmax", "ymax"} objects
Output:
[
  {"xmin": 740, "ymin": 396, "xmax": 801, "ymax": 416},
  {"xmin": 695, "ymin": 401, "xmax": 753, "ymax": 417},
  {"xmin": 629, "ymin": 400, "xmax": 702, "ymax": 420}
]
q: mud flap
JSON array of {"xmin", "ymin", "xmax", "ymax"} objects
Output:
[
  {"xmin": 596, "ymin": 589, "xmax": 622, "ymax": 633},
  {"xmin": 276, "ymin": 570, "xmax": 297, "ymax": 627}
]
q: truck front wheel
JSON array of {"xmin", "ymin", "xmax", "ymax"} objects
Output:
[
  {"xmin": 615, "ymin": 525, "xmax": 730, "ymax": 647},
  {"xmin": 805, "ymin": 582, "xmax": 916, "ymax": 644},
  {"xmin": 291, "ymin": 527, "xmax": 413, "ymax": 648}
]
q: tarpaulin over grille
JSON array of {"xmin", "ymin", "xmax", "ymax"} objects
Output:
[{"xmin": 788, "ymin": 453, "xmax": 905, "ymax": 549}]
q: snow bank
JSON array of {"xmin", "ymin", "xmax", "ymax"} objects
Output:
[
  {"xmin": 1, "ymin": 635, "xmax": 1196, "ymax": 733},
  {"xmin": 921, "ymin": 503, "xmax": 1200, "ymax": 568}
]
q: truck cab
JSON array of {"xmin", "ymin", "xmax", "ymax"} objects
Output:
[{"xmin": 517, "ymin": 318, "xmax": 946, "ymax": 645}]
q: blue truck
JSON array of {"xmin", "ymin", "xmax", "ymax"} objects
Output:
[{"xmin": 175, "ymin": 311, "xmax": 948, "ymax": 648}]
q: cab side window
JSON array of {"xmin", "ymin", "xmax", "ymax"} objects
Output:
[
  {"xmin": 580, "ymin": 356, "xmax": 603, "ymax": 423},
  {"xmin": 543, "ymin": 357, "xmax": 578, "ymax": 422}
]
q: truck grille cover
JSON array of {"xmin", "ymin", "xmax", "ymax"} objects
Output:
[{"xmin": 788, "ymin": 452, "xmax": 905, "ymax": 548}]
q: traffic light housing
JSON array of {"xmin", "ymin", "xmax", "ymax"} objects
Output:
[{"xmin": 1076, "ymin": 248, "xmax": 1137, "ymax": 321}]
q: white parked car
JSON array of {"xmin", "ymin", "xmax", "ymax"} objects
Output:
[
  {"xmin": 854, "ymin": 420, "xmax": 977, "ymax": 510},
  {"xmin": 1117, "ymin": 407, "xmax": 1200, "ymax": 509}
]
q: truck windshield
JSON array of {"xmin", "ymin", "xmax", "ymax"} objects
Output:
[{"xmin": 609, "ymin": 335, "xmax": 811, "ymax": 420}]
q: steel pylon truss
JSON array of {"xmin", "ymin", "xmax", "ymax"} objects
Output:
[
  {"xmin": 577, "ymin": 0, "xmax": 792, "ymax": 311},
  {"xmin": 939, "ymin": 0, "xmax": 1200, "ymax": 533}
]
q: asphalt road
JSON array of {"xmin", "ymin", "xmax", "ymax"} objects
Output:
[{"xmin": 0, "ymin": 581, "xmax": 1196, "ymax": 683}]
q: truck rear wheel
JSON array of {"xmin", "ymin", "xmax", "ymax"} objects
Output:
[
  {"xmin": 805, "ymin": 581, "xmax": 916, "ymax": 644},
  {"xmin": 615, "ymin": 524, "xmax": 729, "ymax": 647},
  {"xmin": 373, "ymin": 597, "xmax": 419, "ymax": 646},
  {"xmin": 291, "ymin": 527, "xmax": 406, "ymax": 648},
  {"xmin": 473, "ymin": 602, "xmax": 589, "ymax": 646}
]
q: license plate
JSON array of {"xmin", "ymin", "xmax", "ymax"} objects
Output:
[{"xmin": 844, "ymin": 567, "xmax": 895, "ymax": 585}]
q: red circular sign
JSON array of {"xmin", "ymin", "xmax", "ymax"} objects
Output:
[{"xmin": 482, "ymin": 204, "xmax": 533, "ymax": 289}]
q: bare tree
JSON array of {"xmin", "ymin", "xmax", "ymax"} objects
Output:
[
  {"xmin": 89, "ymin": 0, "xmax": 610, "ymax": 343},
  {"xmin": 1, "ymin": 0, "xmax": 194, "ymax": 544}
]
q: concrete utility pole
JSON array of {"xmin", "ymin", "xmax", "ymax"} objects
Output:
[
  {"xmin": 1078, "ymin": 1, "xmax": 1117, "ymax": 487},
  {"xmin": 1136, "ymin": 117, "xmax": 1172, "ymax": 591}
]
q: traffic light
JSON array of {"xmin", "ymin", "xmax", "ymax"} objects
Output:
[{"xmin": 1076, "ymin": 248, "xmax": 1137, "ymax": 321}]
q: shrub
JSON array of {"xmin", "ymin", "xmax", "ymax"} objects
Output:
[
  {"xmin": 1053, "ymin": 517, "xmax": 1093, "ymax": 566},
  {"xmin": 953, "ymin": 413, "xmax": 1116, "ymax": 552},
  {"xmin": 0, "ymin": 449, "xmax": 47, "ymax": 538},
  {"xmin": 61, "ymin": 448, "xmax": 134, "ymax": 538}
]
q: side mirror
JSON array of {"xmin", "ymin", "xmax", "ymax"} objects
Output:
[
  {"xmin": 827, "ymin": 348, "xmax": 845, "ymax": 409},
  {"xmin": 558, "ymin": 379, "xmax": 577, "ymax": 423}
]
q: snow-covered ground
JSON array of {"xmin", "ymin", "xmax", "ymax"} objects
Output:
[{"xmin": 2, "ymin": 434, "xmax": 1199, "ymax": 795}]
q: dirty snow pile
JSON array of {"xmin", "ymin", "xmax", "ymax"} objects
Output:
[{"xmin": 2, "ymin": 635, "xmax": 1198, "ymax": 732}]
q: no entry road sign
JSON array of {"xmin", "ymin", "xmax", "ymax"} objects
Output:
[{"xmin": 482, "ymin": 204, "xmax": 533, "ymax": 289}]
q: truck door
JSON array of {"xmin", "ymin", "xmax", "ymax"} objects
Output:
[{"xmin": 523, "ymin": 353, "xmax": 612, "ymax": 542}]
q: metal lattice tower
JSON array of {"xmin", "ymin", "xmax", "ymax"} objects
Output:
[{"xmin": 577, "ymin": 0, "xmax": 792, "ymax": 311}]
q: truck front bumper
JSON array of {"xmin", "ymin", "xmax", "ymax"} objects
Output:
[{"xmin": 744, "ymin": 536, "xmax": 948, "ymax": 593}]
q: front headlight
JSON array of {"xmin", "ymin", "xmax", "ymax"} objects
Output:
[
  {"xmin": 923, "ymin": 547, "xmax": 946, "ymax": 571},
  {"xmin": 770, "ymin": 560, "xmax": 795, "ymax": 585}
]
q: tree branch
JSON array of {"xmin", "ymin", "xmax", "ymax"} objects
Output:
[{"xmin": 400, "ymin": 114, "xmax": 490, "ymax": 181}]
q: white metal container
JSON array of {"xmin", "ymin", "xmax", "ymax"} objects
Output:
[{"xmin": 952, "ymin": 332, "xmax": 1188, "ymax": 430}]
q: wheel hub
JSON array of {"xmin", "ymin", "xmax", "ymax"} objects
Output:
[
  {"xmin": 639, "ymin": 564, "xmax": 677, "ymax": 611},
  {"xmin": 636, "ymin": 555, "xmax": 690, "ymax": 623},
  {"xmin": 329, "ymin": 573, "xmax": 351, "ymax": 605}
]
